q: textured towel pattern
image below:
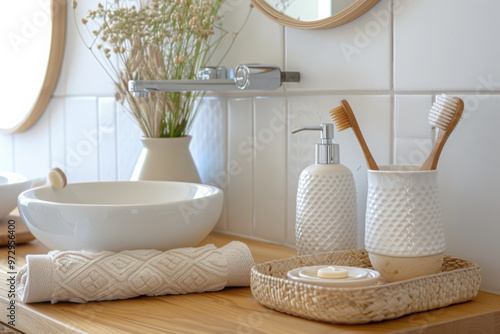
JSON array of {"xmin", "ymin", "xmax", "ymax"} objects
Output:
[{"xmin": 16, "ymin": 241, "xmax": 254, "ymax": 304}]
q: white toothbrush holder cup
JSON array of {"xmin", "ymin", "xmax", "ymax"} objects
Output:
[{"xmin": 365, "ymin": 165, "xmax": 446, "ymax": 282}]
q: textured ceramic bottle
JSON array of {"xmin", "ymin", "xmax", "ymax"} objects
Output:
[{"xmin": 293, "ymin": 124, "xmax": 357, "ymax": 255}]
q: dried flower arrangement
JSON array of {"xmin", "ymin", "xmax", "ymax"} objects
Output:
[{"xmin": 73, "ymin": 0, "xmax": 251, "ymax": 137}]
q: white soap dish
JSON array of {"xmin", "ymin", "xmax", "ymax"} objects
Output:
[{"xmin": 287, "ymin": 265, "xmax": 380, "ymax": 288}]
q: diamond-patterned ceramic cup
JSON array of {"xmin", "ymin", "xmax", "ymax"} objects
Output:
[{"xmin": 365, "ymin": 165, "xmax": 446, "ymax": 282}]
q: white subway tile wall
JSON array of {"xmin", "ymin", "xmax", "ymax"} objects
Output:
[
  {"xmin": 394, "ymin": 95, "xmax": 433, "ymax": 165},
  {"xmin": 58, "ymin": 0, "xmax": 116, "ymax": 97},
  {"xmin": 394, "ymin": 0, "xmax": 500, "ymax": 91},
  {"xmin": 214, "ymin": 1, "xmax": 284, "ymax": 69},
  {"xmin": 226, "ymin": 98, "xmax": 254, "ymax": 236},
  {"xmin": 437, "ymin": 94, "xmax": 500, "ymax": 293},
  {"xmin": 190, "ymin": 97, "xmax": 228, "ymax": 230},
  {"xmin": 13, "ymin": 108, "xmax": 50, "ymax": 180},
  {"xmin": 286, "ymin": 0, "xmax": 392, "ymax": 91},
  {"xmin": 253, "ymin": 97, "xmax": 287, "ymax": 242},
  {"xmin": 115, "ymin": 104, "xmax": 143, "ymax": 181},
  {"xmin": 64, "ymin": 97, "xmax": 99, "ymax": 182},
  {"xmin": 0, "ymin": 134, "xmax": 13, "ymax": 171},
  {"xmin": 2, "ymin": 0, "xmax": 500, "ymax": 293},
  {"xmin": 49, "ymin": 97, "xmax": 66, "ymax": 173},
  {"xmin": 98, "ymin": 97, "xmax": 118, "ymax": 181}
]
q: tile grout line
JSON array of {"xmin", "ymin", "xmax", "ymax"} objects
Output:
[
  {"xmin": 283, "ymin": 24, "xmax": 289, "ymax": 245},
  {"xmin": 96, "ymin": 98, "xmax": 101, "ymax": 181},
  {"xmin": 62, "ymin": 98, "xmax": 67, "ymax": 175},
  {"xmin": 390, "ymin": 0, "xmax": 396, "ymax": 164},
  {"xmin": 223, "ymin": 97, "xmax": 229, "ymax": 232},
  {"xmin": 251, "ymin": 97, "xmax": 256, "ymax": 238},
  {"xmin": 11, "ymin": 132, "xmax": 15, "ymax": 172},
  {"xmin": 224, "ymin": 98, "xmax": 228, "ymax": 233},
  {"xmin": 206, "ymin": 90, "xmax": 499, "ymax": 99},
  {"xmin": 48, "ymin": 103, "xmax": 53, "ymax": 171},
  {"xmin": 113, "ymin": 100, "xmax": 118, "ymax": 181}
]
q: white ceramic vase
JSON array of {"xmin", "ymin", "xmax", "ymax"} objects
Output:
[
  {"xmin": 131, "ymin": 136, "xmax": 201, "ymax": 183},
  {"xmin": 365, "ymin": 165, "xmax": 446, "ymax": 282}
]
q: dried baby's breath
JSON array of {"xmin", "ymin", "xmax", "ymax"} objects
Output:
[{"xmin": 73, "ymin": 0, "xmax": 252, "ymax": 138}]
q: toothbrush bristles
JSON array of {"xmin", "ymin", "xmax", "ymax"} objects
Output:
[
  {"xmin": 329, "ymin": 106, "xmax": 351, "ymax": 131},
  {"xmin": 428, "ymin": 94, "xmax": 460, "ymax": 130}
]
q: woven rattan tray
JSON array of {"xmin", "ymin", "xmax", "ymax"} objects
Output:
[{"xmin": 250, "ymin": 249, "xmax": 481, "ymax": 324}]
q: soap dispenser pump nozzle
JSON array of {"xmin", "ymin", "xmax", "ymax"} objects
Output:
[{"xmin": 292, "ymin": 123, "xmax": 339, "ymax": 164}]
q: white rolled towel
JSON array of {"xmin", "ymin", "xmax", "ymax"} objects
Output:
[{"xmin": 16, "ymin": 241, "xmax": 254, "ymax": 304}]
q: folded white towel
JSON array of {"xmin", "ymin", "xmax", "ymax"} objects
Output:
[{"xmin": 16, "ymin": 241, "xmax": 254, "ymax": 304}]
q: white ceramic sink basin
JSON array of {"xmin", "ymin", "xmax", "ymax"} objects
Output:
[
  {"xmin": 0, "ymin": 172, "xmax": 33, "ymax": 219},
  {"xmin": 18, "ymin": 181, "xmax": 223, "ymax": 251}
]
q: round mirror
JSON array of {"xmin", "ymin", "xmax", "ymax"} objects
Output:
[
  {"xmin": 0, "ymin": 0, "xmax": 66, "ymax": 133},
  {"xmin": 250, "ymin": 0, "xmax": 380, "ymax": 29}
]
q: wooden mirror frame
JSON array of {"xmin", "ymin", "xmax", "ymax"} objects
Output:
[
  {"xmin": 249, "ymin": 0, "xmax": 380, "ymax": 30},
  {"xmin": 1, "ymin": 0, "xmax": 66, "ymax": 133}
]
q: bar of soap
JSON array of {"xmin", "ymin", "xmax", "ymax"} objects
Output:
[
  {"xmin": 48, "ymin": 168, "xmax": 67, "ymax": 190},
  {"xmin": 317, "ymin": 266, "xmax": 348, "ymax": 279}
]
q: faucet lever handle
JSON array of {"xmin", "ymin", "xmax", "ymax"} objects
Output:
[{"xmin": 235, "ymin": 64, "xmax": 300, "ymax": 90}]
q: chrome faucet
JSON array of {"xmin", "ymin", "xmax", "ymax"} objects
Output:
[{"xmin": 128, "ymin": 64, "xmax": 300, "ymax": 97}]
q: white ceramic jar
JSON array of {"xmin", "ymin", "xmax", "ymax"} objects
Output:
[{"xmin": 365, "ymin": 165, "xmax": 446, "ymax": 282}]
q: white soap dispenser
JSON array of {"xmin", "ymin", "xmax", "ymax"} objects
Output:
[{"xmin": 292, "ymin": 123, "xmax": 357, "ymax": 255}]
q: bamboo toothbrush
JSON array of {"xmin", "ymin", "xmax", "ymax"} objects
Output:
[
  {"xmin": 329, "ymin": 99, "xmax": 379, "ymax": 170},
  {"xmin": 419, "ymin": 94, "xmax": 464, "ymax": 171}
]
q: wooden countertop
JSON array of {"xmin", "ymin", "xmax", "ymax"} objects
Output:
[{"xmin": 1, "ymin": 225, "xmax": 500, "ymax": 333}]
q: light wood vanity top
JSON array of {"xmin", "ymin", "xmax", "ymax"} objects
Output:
[{"xmin": 1, "ymin": 224, "xmax": 500, "ymax": 333}]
